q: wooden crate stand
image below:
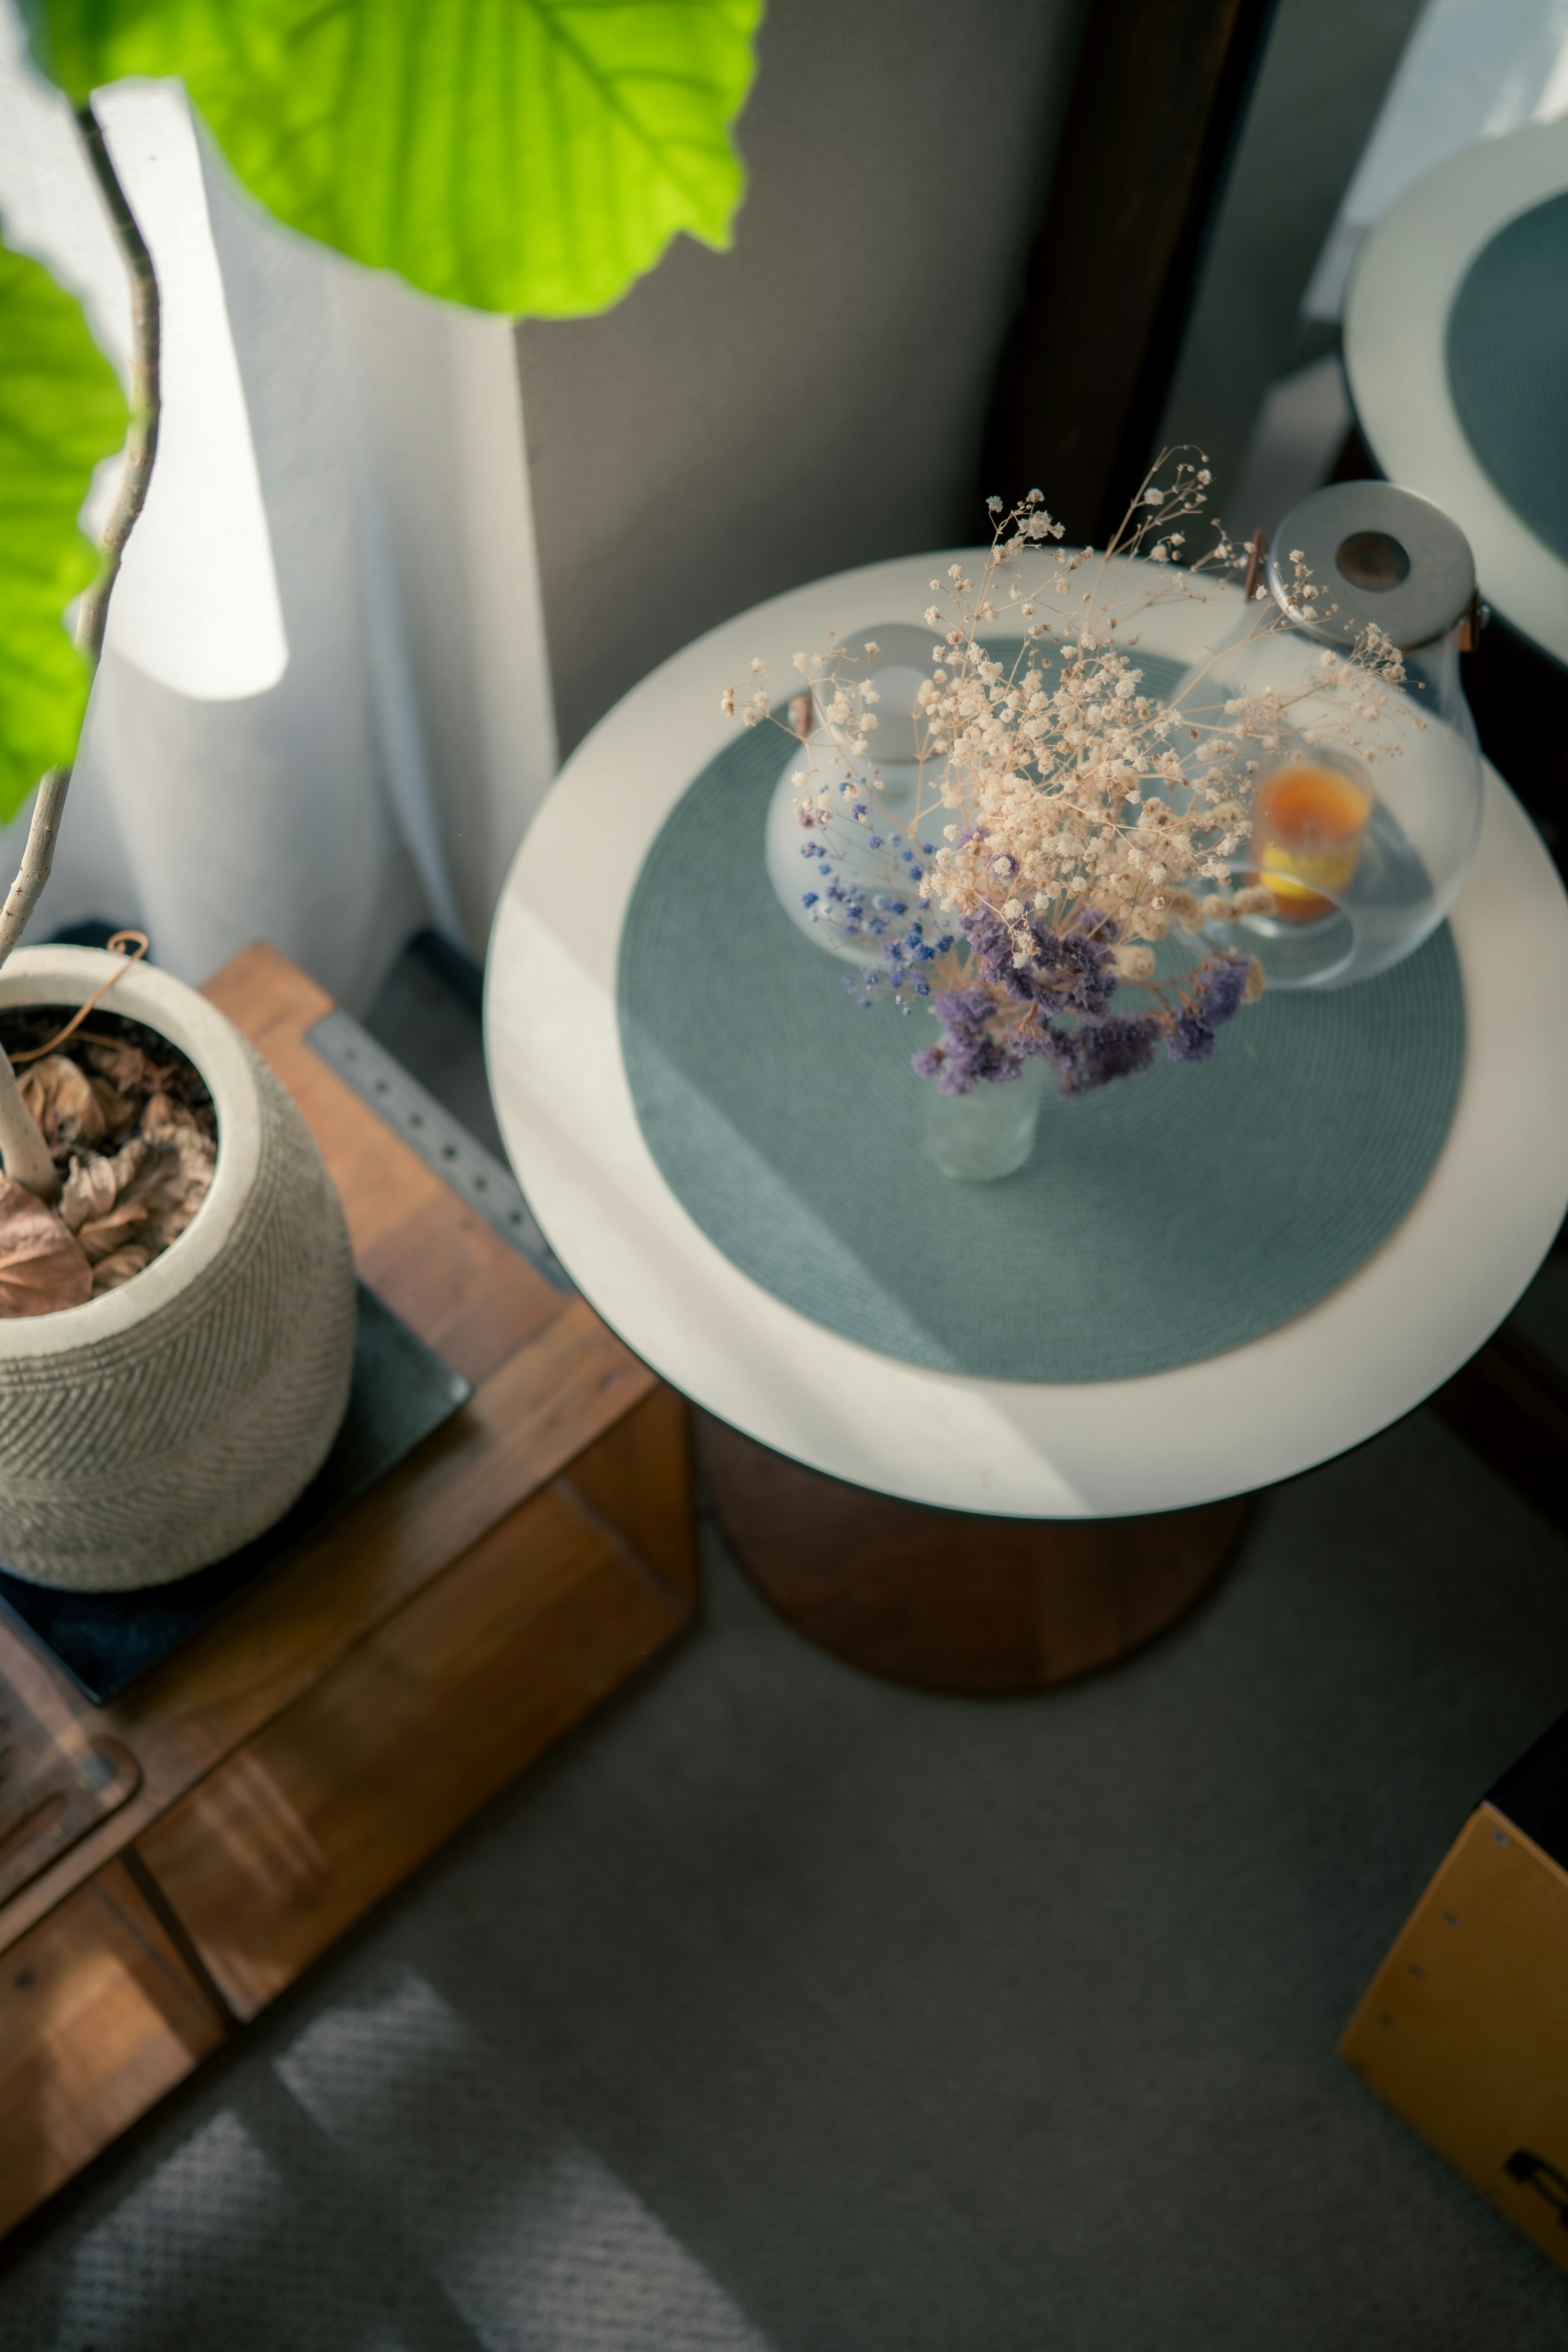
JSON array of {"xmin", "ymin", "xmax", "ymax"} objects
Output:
[{"xmin": 0, "ymin": 945, "xmax": 697, "ymax": 2237}]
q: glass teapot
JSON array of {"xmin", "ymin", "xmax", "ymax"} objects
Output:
[
  {"xmin": 1181, "ymin": 481, "xmax": 1484, "ymax": 990},
  {"xmin": 763, "ymin": 622, "xmax": 938, "ymax": 967}
]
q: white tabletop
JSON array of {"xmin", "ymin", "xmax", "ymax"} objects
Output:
[
  {"xmin": 486, "ymin": 552, "xmax": 1568, "ymax": 1518},
  {"xmin": 1344, "ymin": 118, "xmax": 1568, "ymax": 668}
]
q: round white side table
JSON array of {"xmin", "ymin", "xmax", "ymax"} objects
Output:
[
  {"xmin": 1344, "ymin": 119, "xmax": 1568, "ymax": 665},
  {"xmin": 486, "ymin": 554, "xmax": 1568, "ymax": 1691}
]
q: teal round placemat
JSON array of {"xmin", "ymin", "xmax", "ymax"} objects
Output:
[
  {"xmin": 1448, "ymin": 190, "xmax": 1568, "ymax": 565},
  {"xmin": 618, "ymin": 712, "xmax": 1466, "ymax": 1382}
]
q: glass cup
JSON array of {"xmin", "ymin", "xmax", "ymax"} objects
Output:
[
  {"xmin": 922, "ymin": 1062, "xmax": 1046, "ymax": 1181},
  {"xmin": 1250, "ymin": 757, "xmax": 1373, "ymax": 923}
]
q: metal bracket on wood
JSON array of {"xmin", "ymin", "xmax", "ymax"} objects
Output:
[{"xmin": 305, "ymin": 1011, "xmax": 572, "ymax": 1294}]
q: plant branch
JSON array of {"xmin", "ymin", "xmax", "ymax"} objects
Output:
[
  {"xmin": 72, "ymin": 102, "xmax": 161, "ymax": 670},
  {"xmin": 0, "ymin": 103, "xmax": 159, "ymax": 986},
  {"xmin": 0, "ymin": 103, "xmax": 160, "ymax": 1199},
  {"xmin": 0, "ymin": 1043, "xmax": 61, "ymax": 1204}
]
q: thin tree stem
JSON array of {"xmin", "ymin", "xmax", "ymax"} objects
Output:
[
  {"xmin": 72, "ymin": 101, "xmax": 161, "ymax": 670},
  {"xmin": 0, "ymin": 766, "xmax": 72, "ymax": 973},
  {"xmin": 0, "ymin": 102, "xmax": 160, "ymax": 1198}
]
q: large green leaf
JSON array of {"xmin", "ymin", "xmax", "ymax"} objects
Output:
[
  {"xmin": 0, "ymin": 238, "xmax": 128, "ymax": 825},
  {"xmin": 35, "ymin": 0, "xmax": 761, "ymax": 316}
]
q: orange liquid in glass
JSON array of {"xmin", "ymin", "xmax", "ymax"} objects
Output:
[{"xmin": 1250, "ymin": 764, "xmax": 1372, "ymax": 922}]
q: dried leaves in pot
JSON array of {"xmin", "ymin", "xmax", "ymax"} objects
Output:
[{"xmin": 0, "ymin": 1009, "xmax": 218, "ymax": 1320}]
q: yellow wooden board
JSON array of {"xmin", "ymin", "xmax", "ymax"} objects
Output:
[{"xmin": 1341, "ymin": 1801, "xmax": 1568, "ymax": 2275}]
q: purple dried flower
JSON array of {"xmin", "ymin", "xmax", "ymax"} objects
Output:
[
  {"xmin": 959, "ymin": 906, "xmax": 1119, "ymax": 1018},
  {"xmin": 915, "ymin": 985, "xmax": 1025, "ymax": 1093},
  {"xmin": 1077, "ymin": 1013, "xmax": 1161, "ymax": 1091},
  {"xmin": 1194, "ymin": 953, "xmax": 1248, "ymax": 1027},
  {"xmin": 1167, "ymin": 1007, "xmax": 1216, "ymax": 1063},
  {"xmin": 1013, "ymin": 1010, "xmax": 1159, "ymax": 1097}
]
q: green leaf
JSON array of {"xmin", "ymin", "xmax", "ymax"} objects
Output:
[
  {"xmin": 36, "ymin": 0, "xmax": 762, "ymax": 316},
  {"xmin": 0, "ymin": 237, "xmax": 128, "ymax": 826}
]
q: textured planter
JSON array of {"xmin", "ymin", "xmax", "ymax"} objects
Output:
[{"xmin": 0, "ymin": 946, "xmax": 356, "ymax": 1590}]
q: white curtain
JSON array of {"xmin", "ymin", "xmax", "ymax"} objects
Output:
[{"xmin": 0, "ymin": 12, "xmax": 557, "ymax": 1010}]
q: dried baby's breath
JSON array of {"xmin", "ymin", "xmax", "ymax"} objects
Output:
[{"xmin": 726, "ymin": 456, "xmax": 1412, "ymax": 1095}]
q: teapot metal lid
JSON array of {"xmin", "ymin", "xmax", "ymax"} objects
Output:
[{"xmin": 1266, "ymin": 481, "xmax": 1476, "ymax": 651}]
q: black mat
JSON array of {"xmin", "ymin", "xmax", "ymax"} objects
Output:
[{"xmin": 0, "ymin": 1285, "xmax": 472, "ymax": 1704}]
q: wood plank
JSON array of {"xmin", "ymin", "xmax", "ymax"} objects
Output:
[
  {"xmin": 201, "ymin": 943, "xmax": 559, "ymax": 1388},
  {"xmin": 138, "ymin": 1482, "xmax": 687, "ymax": 2019},
  {"xmin": 0, "ymin": 1299, "xmax": 657, "ymax": 1958},
  {"xmin": 0, "ymin": 1858, "xmax": 227, "ymax": 2238},
  {"xmin": 1340, "ymin": 1804, "xmax": 1568, "ymax": 2278},
  {"xmin": 565, "ymin": 1386, "xmax": 699, "ymax": 1606}
]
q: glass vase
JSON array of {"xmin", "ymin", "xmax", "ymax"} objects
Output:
[{"xmin": 923, "ymin": 1062, "xmax": 1046, "ymax": 1181}]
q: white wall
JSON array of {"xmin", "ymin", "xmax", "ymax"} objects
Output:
[{"xmin": 518, "ymin": 0, "xmax": 1087, "ymax": 758}]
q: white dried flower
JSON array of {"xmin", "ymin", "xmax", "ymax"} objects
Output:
[
  {"xmin": 722, "ymin": 458, "xmax": 1408, "ymax": 1065},
  {"xmin": 1114, "ymin": 943, "xmax": 1156, "ymax": 980}
]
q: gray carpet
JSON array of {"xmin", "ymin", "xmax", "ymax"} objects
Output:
[{"xmin": 4, "ymin": 1410, "xmax": 1568, "ymax": 2348}]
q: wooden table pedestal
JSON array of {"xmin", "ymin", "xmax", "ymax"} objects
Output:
[{"xmin": 698, "ymin": 1415, "xmax": 1244, "ymax": 1696}]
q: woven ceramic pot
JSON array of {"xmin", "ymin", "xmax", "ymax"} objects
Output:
[{"xmin": 0, "ymin": 946, "xmax": 356, "ymax": 1591}]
